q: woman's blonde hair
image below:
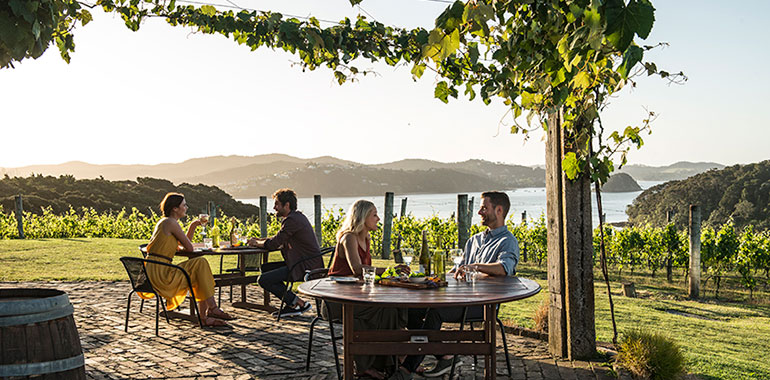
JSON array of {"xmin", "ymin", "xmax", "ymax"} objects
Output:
[{"xmin": 336, "ymin": 200, "xmax": 376, "ymax": 242}]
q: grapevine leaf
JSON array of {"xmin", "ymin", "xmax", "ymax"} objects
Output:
[
  {"xmin": 618, "ymin": 45, "xmax": 643, "ymax": 79},
  {"xmin": 200, "ymin": 5, "xmax": 217, "ymax": 17},
  {"xmin": 606, "ymin": 0, "xmax": 654, "ymax": 51},
  {"xmin": 562, "ymin": 152, "xmax": 580, "ymax": 180},
  {"xmin": 411, "ymin": 62, "xmax": 426, "ymax": 79}
]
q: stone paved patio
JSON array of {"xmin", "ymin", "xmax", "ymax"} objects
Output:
[{"xmin": 1, "ymin": 281, "xmax": 617, "ymax": 380}]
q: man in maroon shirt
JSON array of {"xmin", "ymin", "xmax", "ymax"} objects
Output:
[{"xmin": 248, "ymin": 189, "xmax": 323, "ymax": 317}]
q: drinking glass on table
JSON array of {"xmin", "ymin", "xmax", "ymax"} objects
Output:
[
  {"xmin": 449, "ymin": 248, "xmax": 464, "ymax": 270},
  {"xmin": 402, "ymin": 248, "xmax": 414, "ymax": 268},
  {"xmin": 464, "ymin": 266, "xmax": 478, "ymax": 284},
  {"xmin": 363, "ymin": 266, "xmax": 376, "ymax": 285}
]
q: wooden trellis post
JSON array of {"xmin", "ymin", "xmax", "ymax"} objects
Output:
[
  {"xmin": 546, "ymin": 111, "xmax": 596, "ymax": 360},
  {"xmin": 15, "ymin": 195, "xmax": 24, "ymax": 239}
]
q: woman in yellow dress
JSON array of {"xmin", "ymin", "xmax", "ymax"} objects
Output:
[{"xmin": 145, "ymin": 192, "xmax": 232, "ymax": 327}]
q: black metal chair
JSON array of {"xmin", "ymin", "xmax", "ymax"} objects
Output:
[
  {"xmin": 303, "ymin": 266, "xmax": 342, "ymax": 380},
  {"xmin": 219, "ymin": 251, "xmax": 263, "ymax": 304},
  {"xmin": 119, "ymin": 256, "xmax": 203, "ymax": 336},
  {"xmin": 275, "ymin": 246, "xmax": 335, "ymax": 322},
  {"xmin": 449, "ymin": 304, "xmax": 512, "ymax": 378}
]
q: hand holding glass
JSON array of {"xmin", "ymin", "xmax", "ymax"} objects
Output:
[{"xmin": 198, "ymin": 214, "xmax": 209, "ymax": 225}]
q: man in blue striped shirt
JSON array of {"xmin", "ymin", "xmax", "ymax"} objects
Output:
[{"xmin": 394, "ymin": 191, "xmax": 519, "ymax": 380}]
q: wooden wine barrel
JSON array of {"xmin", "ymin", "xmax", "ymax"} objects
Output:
[{"xmin": 0, "ymin": 288, "xmax": 85, "ymax": 379}]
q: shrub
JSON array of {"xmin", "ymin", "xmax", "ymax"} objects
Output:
[{"xmin": 616, "ymin": 329, "xmax": 685, "ymax": 380}]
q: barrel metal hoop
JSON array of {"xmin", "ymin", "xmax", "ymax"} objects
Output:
[
  {"xmin": 0, "ymin": 303, "xmax": 74, "ymax": 327},
  {"xmin": 0, "ymin": 354, "xmax": 84, "ymax": 377},
  {"xmin": 0, "ymin": 291, "xmax": 70, "ymax": 316}
]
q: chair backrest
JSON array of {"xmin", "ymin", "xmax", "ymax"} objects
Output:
[
  {"xmin": 120, "ymin": 256, "xmax": 155, "ymax": 293},
  {"xmin": 321, "ymin": 246, "xmax": 335, "ymax": 268}
]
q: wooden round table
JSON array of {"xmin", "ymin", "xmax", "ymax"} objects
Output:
[{"xmin": 298, "ymin": 276, "xmax": 541, "ymax": 379}]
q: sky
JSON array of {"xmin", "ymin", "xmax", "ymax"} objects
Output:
[{"xmin": 1, "ymin": 0, "xmax": 768, "ymax": 168}]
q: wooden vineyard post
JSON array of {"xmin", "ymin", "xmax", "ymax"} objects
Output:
[
  {"xmin": 545, "ymin": 111, "xmax": 596, "ymax": 359},
  {"xmin": 259, "ymin": 196, "xmax": 267, "ymax": 238},
  {"xmin": 382, "ymin": 192, "xmax": 394, "ymax": 259},
  {"xmin": 15, "ymin": 195, "xmax": 24, "ymax": 239},
  {"xmin": 688, "ymin": 205, "xmax": 701, "ymax": 299},
  {"xmin": 314, "ymin": 195, "xmax": 322, "ymax": 245},
  {"xmin": 400, "ymin": 197, "xmax": 408, "ymax": 219},
  {"xmin": 457, "ymin": 194, "xmax": 469, "ymax": 250}
]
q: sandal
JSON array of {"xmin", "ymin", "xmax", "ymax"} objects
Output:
[
  {"xmin": 202, "ymin": 317, "xmax": 230, "ymax": 327},
  {"xmin": 208, "ymin": 308, "xmax": 235, "ymax": 320}
]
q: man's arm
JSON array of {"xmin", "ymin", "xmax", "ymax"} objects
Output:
[{"xmin": 261, "ymin": 216, "xmax": 299, "ymax": 250}]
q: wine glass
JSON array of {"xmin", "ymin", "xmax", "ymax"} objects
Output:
[
  {"xmin": 402, "ymin": 248, "xmax": 414, "ymax": 267},
  {"xmin": 199, "ymin": 213, "xmax": 209, "ymax": 225},
  {"xmin": 449, "ymin": 248, "xmax": 463, "ymax": 269}
]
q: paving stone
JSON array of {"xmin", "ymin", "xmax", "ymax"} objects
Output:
[{"xmin": 1, "ymin": 281, "xmax": 611, "ymax": 379}]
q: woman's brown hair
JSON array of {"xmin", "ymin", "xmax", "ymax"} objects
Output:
[{"xmin": 160, "ymin": 192, "xmax": 185, "ymax": 217}]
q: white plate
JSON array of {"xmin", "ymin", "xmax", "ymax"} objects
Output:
[
  {"xmin": 408, "ymin": 277, "xmax": 428, "ymax": 283},
  {"xmin": 330, "ymin": 276, "xmax": 359, "ymax": 284}
]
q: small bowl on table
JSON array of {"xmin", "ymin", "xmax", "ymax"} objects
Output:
[{"xmin": 408, "ymin": 276, "xmax": 427, "ymax": 284}]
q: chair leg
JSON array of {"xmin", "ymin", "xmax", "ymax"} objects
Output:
[
  {"xmin": 305, "ymin": 316, "xmax": 320, "ymax": 371},
  {"xmin": 276, "ymin": 281, "xmax": 292, "ymax": 322},
  {"xmin": 497, "ymin": 317, "xmax": 512, "ymax": 377},
  {"xmin": 327, "ymin": 308, "xmax": 342, "ymax": 380},
  {"xmin": 155, "ymin": 295, "xmax": 160, "ymax": 337},
  {"xmin": 470, "ymin": 322, "xmax": 478, "ymax": 369},
  {"xmin": 450, "ymin": 307, "xmax": 469, "ymax": 379},
  {"xmin": 156, "ymin": 292, "xmax": 170, "ymax": 325},
  {"xmin": 125, "ymin": 292, "xmax": 133, "ymax": 333},
  {"xmin": 139, "ymin": 298, "xmax": 144, "ymax": 313}
]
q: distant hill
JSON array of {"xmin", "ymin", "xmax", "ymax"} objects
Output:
[
  {"xmin": 223, "ymin": 165, "xmax": 510, "ymax": 198},
  {"xmin": 374, "ymin": 159, "xmax": 545, "ymax": 189},
  {"xmin": 1, "ymin": 156, "xmax": 545, "ymax": 198},
  {"xmin": 619, "ymin": 161, "xmax": 725, "ymax": 181},
  {"xmin": 627, "ymin": 161, "xmax": 770, "ymax": 230},
  {"xmin": 0, "ymin": 154, "xmax": 357, "ymax": 184},
  {"xmin": 0, "ymin": 175, "xmax": 259, "ymax": 218},
  {"xmin": 601, "ymin": 173, "xmax": 642, "ymax": 192},
  {"xmin": 0, "ymin": 156, "xmax": 730, "ymax": 199}
]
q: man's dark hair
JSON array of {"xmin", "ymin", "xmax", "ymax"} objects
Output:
[
  {"xmin": 481, "ymin": 191, "xmax": 510, "ymax": 217},
  {"xmin": 272, "ymin": 188, "xmax": 298, "ymax": 211}
]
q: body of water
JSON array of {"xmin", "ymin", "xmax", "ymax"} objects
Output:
[{"xmin": 240, "ymin": 181, "xmax": 661, "ymax": 226}]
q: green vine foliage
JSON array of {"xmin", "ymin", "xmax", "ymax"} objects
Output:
[
  {"xmin": 0, "ymin": 0, "xmax": 91, "ymax": 68},
  {"xmin": 3, "ymin": 0, "xmax": 681, "ymax": 182},
  {"xmin": 93, "ymin": 0, "xmax": 679, "ymax": 183}
]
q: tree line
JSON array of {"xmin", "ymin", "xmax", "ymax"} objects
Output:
[
  {"xmin": 0, "ymin": 175, "xmax": 258, "ymax": 219},
  {"xmin": 627, "ymin": 160, "xmax": 770, "ymax": 231}
]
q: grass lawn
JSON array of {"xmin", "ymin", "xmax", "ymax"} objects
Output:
[{"xmin": 1, "ymin": 238, "xmax": 768, "ymax": 379}]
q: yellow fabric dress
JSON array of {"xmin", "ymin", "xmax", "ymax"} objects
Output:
[{"xmin": 145, "ymin": 218, "xmax": 215, "ymax": 311}]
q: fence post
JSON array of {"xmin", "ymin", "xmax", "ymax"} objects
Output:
[
  {"xmin": 208, "ymin": 201, "xmax": 216, "ymax": 223},
  {"xmin": 400, "ymin": 198, "xmax": 408, "ymax": 219},
  {"xmin": 314, "ymin": 195, "xmax": 322, "ymax": 245},
  {"xmin": 468, "ymin": 197, "xmax": 474, "ymax": 226},
  {"xmin": 688, "ymin": 204, "xmax": 701, "ymax": 299},
  {"xmin": 259, "ymin": 196, "xmax": 268, "ymax": 238},
  {"xmin": 15, "ymin": 195, "xmax": 24, "ymax": 239},
  {"xmin": 522, "ymin": 210, "xmax": 527, "ymax": 224},
  {"xmin": 382, "ymin": 192, "xmax": 394, "ymax": 259},
  {"xmin": 457, "ymin": 194, "xmax": 469, "ymax": 250}
]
